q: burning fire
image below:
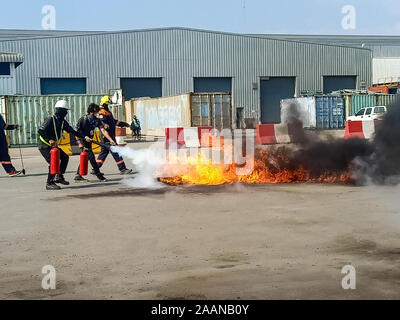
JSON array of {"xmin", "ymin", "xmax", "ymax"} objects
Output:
[{"xmin": 159, "ymin": 148, "xmax": 353, "ymax": 186}]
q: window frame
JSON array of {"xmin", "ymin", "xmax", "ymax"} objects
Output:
[{"xmin": 0, "ymin": 62, "xmax": 12, "ymax": 77}]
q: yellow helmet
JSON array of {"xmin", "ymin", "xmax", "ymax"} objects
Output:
[{"xmin": 100, "ymin": 95, "xmax": 110, "ymax": 106}]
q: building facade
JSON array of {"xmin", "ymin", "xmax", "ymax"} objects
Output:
[
  {"xmin": 0, "ymin": 28, "xmax": 371, "ymax": 123},
  {"xmin": 257, "ymin": 34, "xmax": 400, "ymax": 86},
  {"xmin": 0, "ymin": 52, "xmax": 24, "ymax": 95}
]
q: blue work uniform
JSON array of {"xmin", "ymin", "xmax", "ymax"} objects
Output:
[{"xmin": 0, "ymin": 114, "xmax": 17, "ymax": 173}]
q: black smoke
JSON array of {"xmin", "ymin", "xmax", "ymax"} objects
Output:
[
  {"xmin": 269, "ymin": 99, "xmax": 400, "ymax": 185},
  {"xmin": 366, "ymin": 96, "xmax": 400, "ymax": 184}
]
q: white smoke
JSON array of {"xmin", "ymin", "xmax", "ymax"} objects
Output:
[{"xmin": 111, "ymin": 142, "xmax": 167, "ymax": 189}]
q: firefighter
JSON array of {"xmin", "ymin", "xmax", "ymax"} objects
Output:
[
  {"xmin": 95, "ymin": 95, "xmax": 132, "ymax": 175},
  {"xmin": 0, "ymin": 112, "xmax": 22, "ymax": 176},
  {"xmin": 74, "ymin": 103, "xmax": 116, "ymax": 182},
  {"xmin": 38, "ymin": 100, "xmax": 85, "ymax": 190}
]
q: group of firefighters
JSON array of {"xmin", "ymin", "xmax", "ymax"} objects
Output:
[{"xmin": 0, "ymin": 95, "xmax": 140, "ymax": 190}]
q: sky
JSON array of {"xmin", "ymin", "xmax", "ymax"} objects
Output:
[{"xmin": 0, "ymin": 0, "xmax": 399, "ymax": 35}]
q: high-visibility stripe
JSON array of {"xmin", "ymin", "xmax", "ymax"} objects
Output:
[
  {"xmin": 96, "ymin": 160, "xmax": 104, "ymax": 164},
  {"xmin": 40, "ymin": 136, "xmax": 52, "ymax": 146},
  {"xmin": 1, "ymin": 161, "xmax": 12, "ymax": 164},
  {"xmin": 116, "ymin": 160, "xmax": 124, "ymax": 165}
]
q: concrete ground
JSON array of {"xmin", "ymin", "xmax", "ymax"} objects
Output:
[{"xmin": 1, "ymin": 136, "xmax": 400, "ymax": 300}]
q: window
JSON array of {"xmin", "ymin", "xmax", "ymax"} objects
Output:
[
  {"xmin": 120, "ymin": 78, "xmax": 162, "ymax": 99},
  {"xmin": 374, "ymin": 107, "xmax": 386, "ymax": 114},
  {"xmin": 0, "ymin": 63, "xmax": 11, "ymax": 76},
  {"xmin": 355, "ymin": 109, "xmax": 365, "ymax": 116},
  {"xmin": 365, "ymin": 108, "xmax": 372, "ymax": 115},
  {"xmin": 40, "ymin": 78, "xmax": 86, "ymax": 94}
]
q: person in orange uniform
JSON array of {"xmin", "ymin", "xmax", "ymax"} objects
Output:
[{"xmin": 95, "ymin": 95, "xmax": 132, "ymax": 175}]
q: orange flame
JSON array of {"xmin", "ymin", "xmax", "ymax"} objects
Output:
[{"xmin": 159, "ymin": 148, "xmax": 352, "ymax": 185}]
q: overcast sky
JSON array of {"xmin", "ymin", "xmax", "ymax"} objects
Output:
[{"xmin": 1, "ymin": 0, "xmax": 399, "ymax": 35}]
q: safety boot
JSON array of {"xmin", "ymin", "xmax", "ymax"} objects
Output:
[
  {"xmin": 54, "ymin": 174, "xmax": 70, "ymax": 185},
  {"xmin": 46, "ymin": 182, "xmax": 61, "ymax": 190},
  {"xmin": 74, "ymin": 174, "xmax": 87, "ymax": 182}
]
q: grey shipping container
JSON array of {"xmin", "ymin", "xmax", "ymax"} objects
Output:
[
  {"xmin": 5, "ymin": 94, "xmax": 105, "ymax": 146},
  {"xmin": 191, "ymin": 93, "xmax": 232, "ymax": 131},
  {"xmin": 316, "ymin": 96, "xmax": 345, "ymax": 129}
]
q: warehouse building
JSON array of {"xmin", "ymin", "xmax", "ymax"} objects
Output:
[
  {"xmin": 0, "ymin": 28, "xmax": 372, "ymax": 124},
  {"xmin": 257, "ymin": 34, "xmax": 400, "ymax": 88}
]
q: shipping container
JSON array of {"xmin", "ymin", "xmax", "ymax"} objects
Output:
[
  {"xmin": 191, "ymin": 93, "xmax": 232, "ymax": 131},
  {"xmin": 348, "ymin": 94, "xmax": 377, "ymax": 117},
  {"xmin": 315, "ymin": 96, "xmax": 345, "ymax": 129},
  {"xmin": 376, "ymin": 94, "xmax": 399, "ymax": 108},
  {"xmin": 5, "ymin": 94, "xmax": 105, "ymax": 146},
  {"xmin": 125, "ymin": 92, "xmax": 233, "ymax": 136},
  {"xmin": 280, "ymin": 97, "xmax": 316, "ymax": 128},
  {"xmin": 0, "ymin": 96, "xmax": 5, "ymax": 115},
  {"xmin": 132, "ymin": 94, "xmax": 192, "ymax": 137}
]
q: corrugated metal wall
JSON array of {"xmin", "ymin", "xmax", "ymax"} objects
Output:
[
  {"xmin": 343, "ymin": 94, "xmax": 399, "ymax": 117},
  {"xmin": 0, "ymin": 28, "xmax": 372, "ymax": 120},
  {"xmin": 0, "ymin": 63, "xmax": 17, "ymax": 95},
  {"xmin": 376, "ymin": 94, "xmax": 399, "ymax": 108}
]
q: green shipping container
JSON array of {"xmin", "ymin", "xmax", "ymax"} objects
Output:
[
  {"xmin": 376, "ymin": 94, "xmax": 399, "ymax": 108},
  {"xmin": 348, "ymin": 95, "xmax": 377, "ymax": 117},
  {"xmin": 5, "ymin": 94, "xmax": 107, "ymax": 146}
]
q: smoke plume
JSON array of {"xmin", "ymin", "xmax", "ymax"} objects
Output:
[{"xmin": 284, "ymin": 99, "xmax": 400, "ymax": 185}]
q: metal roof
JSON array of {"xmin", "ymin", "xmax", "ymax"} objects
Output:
[
  {"xmin": 0, "ymin": 52, "xmax": 24, "ymax": 67},
  {"xmin": 248, "ymin": 34, "xmax": 400, "ymax": 46},
  {"xmin": 0, "ymin": 29, "xmax": 103, "ymax": 41},
  {"xmin": 248, "ymin": 34, "xmax": 400, "ymax": 58},
  {"xmin": 0, "ymin": 27, "xmax": 372, "ymax": 51}
]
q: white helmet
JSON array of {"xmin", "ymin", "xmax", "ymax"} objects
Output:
[{"xmin": 55, "ymin": 100, "xmax": 70, "ymax": 110}]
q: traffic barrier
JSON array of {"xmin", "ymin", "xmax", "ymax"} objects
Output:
[
  {"xmin": 116, "ymin": 127, "xmax": 127, "ymax": 146},
  {"xmin": 344, "ymin": 120, "xmax": 381, "ymax": 139},
  {"xmin": 256, "ymin": 123, "xmax": 301, "ymax": 145},
  {"xmin": 165, "ymin": 127, "xmax": 215, "ymax": 148},
  {"xmin": 198, "ymin": 126, "xmax": 214, "ymax": 147}
]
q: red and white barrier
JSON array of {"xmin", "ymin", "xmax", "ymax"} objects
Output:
[
  {"xmin": 344, "ymin": 120, "xmax": 381, "ymax": 140},
  {"xmin": 165, "ymin": 126, "xmax": 213, "ymax": 148},
  {"xmin": 116, "ymin": 127, "xmax": 127, "ymax": 146},
  {"xmin": 256, "ymin": 123, "xmax": 302, "ymax": 145}
]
